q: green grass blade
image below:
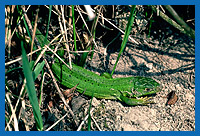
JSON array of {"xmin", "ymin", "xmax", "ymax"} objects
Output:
[
  {"xmin": 35, "ymin": 29, "xmax": 50, "ymax": 46},
  {"xmin": 22, "ymin": 15, "xmax": 32, "ymax": 44},
  {"xmin": 32, "ymin": 61, "xmax": 45, "ymax": 80},
  {"xmin": 44, "ymin": 5, "xmax": 52, "ymax": 46},
  {"xmin": 79, "ymin": 47, "xmax": 90, "ymax": 67},
  {"xmin": 72, "ymin": 5, "xmax": 79, "ymax": 64},
  {"xmin": 33, "ymin": 61, "xmax": 45, "ymax": 106},
  {"xmin": 72, "ymin": 5, "xmax": 77, "ymax": 51},
  {"xmin": 87, "ymin": 91, "xmax": 94, "ymax": 131},
  {"xmin": 111, "ymin": 5, "xmax": 136, "ymax": 76},
  {"xmin": 21, "ymin": 41, "xmax": 43, "ymax": 131}
]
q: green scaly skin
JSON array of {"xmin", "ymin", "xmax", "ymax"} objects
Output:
[
  {"xmin": 52, "ymin": 60, "xmax": 161, "ymax": 106},
  {"xmin": 34, "ymin": 28, "xmax": 160, "ymax": 105}
]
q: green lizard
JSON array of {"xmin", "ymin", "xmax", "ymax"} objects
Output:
[
  {"xmin": 52, "ymin": 59, "xmax": 160, "ymax": 106},
  {"xmin": 35, "ymin": 29, "xmax": 161, "ymax": 106}
]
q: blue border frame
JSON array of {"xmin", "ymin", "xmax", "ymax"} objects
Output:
[{"xmin": 2, "ymin": 0, "xmax": 199, "ymax": 135}]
